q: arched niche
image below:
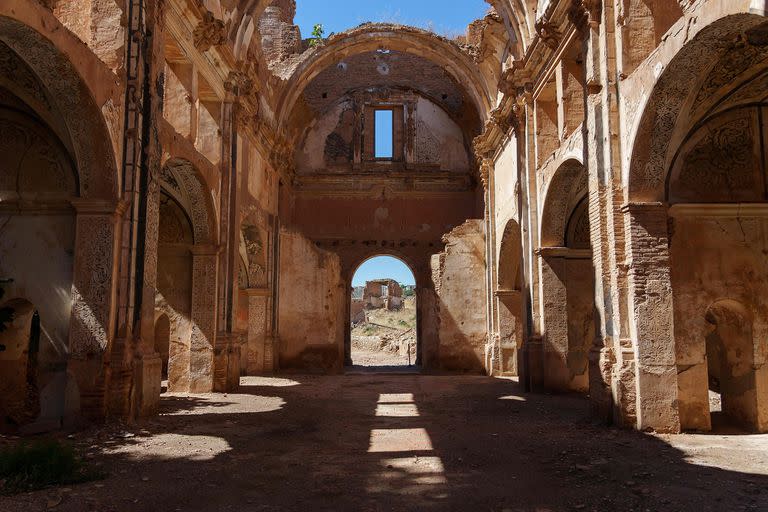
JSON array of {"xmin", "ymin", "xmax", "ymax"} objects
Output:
[
  {"xmin": 540, "ymin": 159, "xmax": 588, "ymax": 247},
  {"xmin": 0, "ymin": 16, "xmax": 118, "ymax": 200},
  {"xmin": 537, "ymin": 159, "xmax": 594, "ymax": 393},
  {"xmin": 496, "ymin": 219, "xmax": 524, "ymax": 375}
]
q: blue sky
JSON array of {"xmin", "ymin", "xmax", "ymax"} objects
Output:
[
  {"xmin": 375, "ymin": 110, "xmax": 393, "ymax": 158},
  {"xmin": 353, "ymin": 256, "xmax": 416, "ymax": 286},
  {"xmin": 294, "ymin": 1, "xmax": 489, "ymax": 39}
]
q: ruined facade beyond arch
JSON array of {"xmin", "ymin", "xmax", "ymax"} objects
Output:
[{"xmin": 0, "ymin": 0, "xmax": 766, "ymax": 437}]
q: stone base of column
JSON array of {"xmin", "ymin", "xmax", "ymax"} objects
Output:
[
  {"xmin": 588, "ymin": 345, "xmax": 615, "ymax": 425},
  {"xmin": 213, "ymin": 333, "xmax": 243, "ymax": 392},
  {"xmin": 523, "ymin": 336, "xmax": 544, "ymax": 392},
  {"xmin": 133, "ymin": 352, "xmax": 162, "ymax": 419},
  {"xmin": 612, "ymin": 346, "xmax": 639, "ymax": 428},
  {"xmin": 68, "ymin": 357, "xmax": 108, "ymax": 422},
  {"xmin": 542, "ymin": 347, "xmax": 572, "ymax": 391}
]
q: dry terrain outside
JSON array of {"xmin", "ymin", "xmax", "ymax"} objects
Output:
[
  {"xmin": 1, "ymin": 374, "xmax": 767, "ymax": 512},
  {"xmin": 351, "ymin": 297, "xmax": 418, "ymax": 367}
]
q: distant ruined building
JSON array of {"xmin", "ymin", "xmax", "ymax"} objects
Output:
[{"xmin": 0, "ymin": 0, "xmax": 766, "ymax": 434}]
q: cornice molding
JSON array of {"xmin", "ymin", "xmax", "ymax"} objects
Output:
[{"xmin": 668, "ymin": 203, "xmax": 768, "ymax": 218}]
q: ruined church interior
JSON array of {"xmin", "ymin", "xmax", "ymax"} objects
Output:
[{"xmin": 1, "ymin": 0, "xmax": 767, "ymax": 509}]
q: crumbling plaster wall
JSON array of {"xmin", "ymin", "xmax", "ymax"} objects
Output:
[
  {"xmin": 414, "ymin": 97, "xmax": 470, "ymax": 171},
  {"xmin": 278, "ymin": 229, "xmax": 345, "ymax": 372},
  {"xmin": 431, "ymin": 220, "xmax": 487, "ymax": 372}
]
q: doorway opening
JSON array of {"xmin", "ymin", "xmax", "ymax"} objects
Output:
[
  {"xmin": 704, "ymin": 301, "xmax": 759, "ymax": 432},
  {"xmin": 349, "ymin": 256, "xmax": 417, "ymax": 369}
]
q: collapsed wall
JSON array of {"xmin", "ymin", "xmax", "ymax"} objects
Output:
[
  {"xmin": 431, "ymin": 220, "xmax": 488, "ymax": 372},
  {"xmin": 277, "ymin": 229, "xmax": 345, "ymax": 372}
]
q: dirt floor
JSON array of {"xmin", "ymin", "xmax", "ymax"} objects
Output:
[{"xmin": 2, "ymin": 374, "xmax": 767, "ymax": 511}]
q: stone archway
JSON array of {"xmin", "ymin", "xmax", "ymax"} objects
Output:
[
  {"xmin": 537, "ymin": 159, "xmax": 595, "ymax": 392},
  {"xmin": 156, "ymin": 159, "xmax": 219, "ymax": 393},
  {"xmin": 624, "ymin": 12, "xmax": 768, "ymax": 432},
  {"xmin": 346, "ymin": 254, "xmax": 420, "ymax": 369}
]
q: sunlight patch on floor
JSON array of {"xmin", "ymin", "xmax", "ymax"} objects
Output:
[
  {"xmin": 366, "ymin": 456, "xmax": 448, "ymax": 494},
  {"xmin": 375, "ymin": 403, "xmax": 420, "ymax": 417},
  {"xmin": 368, "ymin": 428, "xmax": 434, "ymax": 453},
  {"xmin": 499, "ymin": 394, "xmax": 526, "ymax": 401},
  {"xmin": 103, "ymin": 433, "xmax": 231, "ymax": 462},
  {"xmin": 378, "ymin": 393, "xmax": 415, "ymax": 403},
  {"xmin": 240, "ymin": 376, "xmax": 301, "ymax": 387}
]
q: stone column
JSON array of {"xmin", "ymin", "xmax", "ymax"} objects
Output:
[
  {"xmin": 189, "ymin": 245, "xmax": 219, "ymax": 393},
  {"xmin": 213, "ymin": 332, "xmax": 241, "ymax": 392},
  {"xmin": 537, "ymin": 248, "xmax": 570, "ymax": 390},
  {"xmin": 482, "ymin": 157, "xmax": 500, "ymax": 374},
  {"xmin": 623, "ymin": 202, "xmax": 680, "ymax": 433},
  {"xmin": 67, "ymin": 199, "xmax": 125, "ymax": 420},
  {"xmin": 245, "ymin": 288, "xmax": 269, "ymax": 374}
]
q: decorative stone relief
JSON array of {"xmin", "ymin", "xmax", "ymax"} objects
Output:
[
  {"xmin": 0, "ymin": 42, "xmax": 51, "ymax": 111},
  {"xmin": 247, "ymin": 294, "xmax": 268, "ymax": 373},
  {"xmin": 0, "ymin": 112, "xmax": 76, "ymax": 197},
  {"xmin": 158, "ymin": 194, "xmax": 194, "ymax": 244},
  {"xmin": 69, "ymin": 213, "xmax": 116, "ymax": 356},
  {"xmin": 163, "ymin": 161, "xmax": 215, "ymax": 244},
  {"xmin": 189, "ymin": 250, "xmax": 218, "ymax": 392},
  {"xmin": 241, "ymin": 225, "xmax": 267, "ymax": 288},
  {"xmin": 671, "ymin": 111, "xmax": 763, "ymax": 202}
]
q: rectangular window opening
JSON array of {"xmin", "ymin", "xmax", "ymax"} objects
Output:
[{"xmin": 374, "ymin": 109, "xmax": 394, "ymax": 159}]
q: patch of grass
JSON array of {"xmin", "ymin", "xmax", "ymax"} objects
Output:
[{"xmin": 0, "ymin": 440, "xmax": 104, "ymax": 495}]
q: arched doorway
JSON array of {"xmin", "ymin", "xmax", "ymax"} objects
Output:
[
  {"xmin": 704, "ymin": 301, "xmax": 759, "ymax": 431},
  {"xmin": 348, "ymin": 256, "xmax": 418, "ymax": 369}
]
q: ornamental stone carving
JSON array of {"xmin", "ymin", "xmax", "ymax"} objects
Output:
[
  {"xmin": 68, "ymin": 206, "xmax": 120, "ymax": 356},
  {"xmin": 193, "ymin": 11, "xmax": 226, "ymax": 52}
]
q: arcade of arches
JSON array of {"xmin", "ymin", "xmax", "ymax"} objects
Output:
[{"xmin": 0, "ymin": 0, "xmax": 767, "ymax": 448}]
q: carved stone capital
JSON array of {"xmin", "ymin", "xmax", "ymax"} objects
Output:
[
  {"xmin": 535, "ymin": 18, "xmax": 561, "ymax": 50},
  {"xmin": 193, "ymin": 11, "xmax": 226, "ymax": 52},
  {"xmin": 224, "ymin": 71, "xmax": 254, "ymax": 95},
  {"xmin": 569, "ymin": 0, "xmax": 602, "ymax": 31}
]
